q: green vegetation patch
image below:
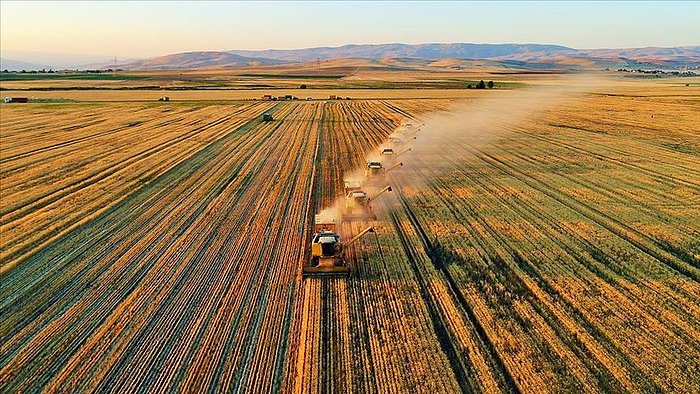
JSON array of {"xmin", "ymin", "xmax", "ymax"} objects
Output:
[
  {"xmin": 0, "ymin": 73, "xmax": 149, "ymax": 81},
  {"xmin": 237, "ymin": 74, "xmax": 345, "ymax": 79},
  {"xmin": 31, "ymin": 102, "xmax": 107, "ymax": 109}
]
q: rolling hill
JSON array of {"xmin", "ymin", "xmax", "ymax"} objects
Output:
[
  {"xmin": 121, "ymin": 51, "xmax": 281, "ymax": 70},
  {"xmin": 228, "ymin": 43, "xmax": 575, "ymax": 62},
  {"xmin": 4, "ymin": 43, "xmax": 699, "ymax": 71},
  {"xmin": 143, "ymin": 44, "xmax": 700, "ymax": 71}
]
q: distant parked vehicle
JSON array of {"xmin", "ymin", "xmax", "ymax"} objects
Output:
[{"xmin": 5, "ymin": 97, "xmax": 28, "ymax": 103}]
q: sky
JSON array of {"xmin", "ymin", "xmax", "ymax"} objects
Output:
[{"xmin": 1, "ymin": 1, "xmax": 698, "ymax": 60}]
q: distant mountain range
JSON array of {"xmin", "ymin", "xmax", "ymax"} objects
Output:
[
  {"xmin": 3, "ymin": 43, "xmax": 699, "ymax": 71},
  {"xmin": 228, "ymin": 43, "xmax": 575, "ymax": 62},
  {"xmin": 227, "ymin": 43, "xmax": 700, "ymax": 69},
  {"xmin": 126, "ymin": 43, "xmax": 700, "ymax": 70}
]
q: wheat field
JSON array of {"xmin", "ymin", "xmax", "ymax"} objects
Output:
[{"xmin": 1, "ymin": 77, "xmax": 699, "ymax": 392}]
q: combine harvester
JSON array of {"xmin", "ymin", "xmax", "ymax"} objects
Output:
[
  {"xmin": 303, "ymin": 181, "xmax": 394, "ymax": 278},
  {"xmin": 399, "ymin": 122, "xmax": 423, "ymax": 139},
  {"xmin": 389, "ymin": 135, "xmax": 417, "ymax": 146},
  {"xmin": 364, "ymin": 160, "xmax": 403, "ymax": 186},
  {"xmin": 380, "ymin": 147, "xmax": 395, "ymax": 156},
  {"xmin": 379, "ymin": 146, "xmax": 412, "ymax": 163},
  {"xmin": 343, "ymin": 185, "xmax": 392, "ymax": 221},
  {"xmin": 303, "ymin": 120, "xmax": 417, "ymax": 278},
  {"xmin": 344, "ymin": 180, "xmax": 363, "ymax": 196},
  {"xmin": 302, "ymin": 215, "xmax": 375, "ymax": 277}
]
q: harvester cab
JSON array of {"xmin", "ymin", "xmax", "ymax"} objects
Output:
[
  {"xmin": 345, "ymin": 190, "xmax": 369, "ymax": 212},
  {"xmin": 344, "ymin": 190, "xmax": 371, "ymax": 220},
  {"xmin": 303, "ymin": 214, "xmax": 375, "ymax": 277},
  {"xmin": 381, "ymin": 147, "xmax": 395, "ymax": 156},
  {"xmin": 365, "ymin": 161, "xmax": 384, "ymax": 184},
  {"xmin": 344, "ymin": 180, "xmax": 362, "ymax": 196}
]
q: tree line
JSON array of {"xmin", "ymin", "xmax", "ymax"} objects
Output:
[{"xmin": 467, "ymin": 80, "xmax": 495, "ymax": 89}]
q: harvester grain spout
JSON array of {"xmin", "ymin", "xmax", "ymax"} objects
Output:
[
  {"xmin": 386, "ymin": 162, "xmax": 403, "ymax": 173},
  {"xmin": 370, "ymin": 185, "xmax": 392, "ymax": 201},
  {"xmin": 345, "ymin": 226, "xmax": 375, "ymax": 246},
  {"xmin": 395, "ymin": 148, "xmax": 412, "ymax": 159}
]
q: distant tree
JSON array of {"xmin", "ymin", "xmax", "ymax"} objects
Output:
[
  {"xmin": 476, "ymin": 80, "xmax": 486, "ymax": 89},
  {"xmin": 487, "ymin": 80, "xmax": 494, "ymax": 89},
  {"xmin": 300, "ymin": 84, "xmax": 307, "ymax": 89},
  {"xmin": 466, "ymin": 84, "xmax": 472, "ymax": 89}
]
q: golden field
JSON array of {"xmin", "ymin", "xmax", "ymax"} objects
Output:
[{"xmin": 1, "ymin": 69, "xmax": 699, "ymax": 392}]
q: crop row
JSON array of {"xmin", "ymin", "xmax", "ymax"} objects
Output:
[
  {"xmin": 380, "ymin": 95, "xmax": 700, "ymax": 392},
  {"xmin": 2, "ymin": 92, "xmax": 697, "ymax": 392},
  {"xmin": 1, "ymin": 99, "xmax": 455, "ymax": 392}
]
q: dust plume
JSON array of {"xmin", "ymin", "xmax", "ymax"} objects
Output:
[
  {"xmin": 390, "ymin": 73, "xmax": 612, "ymax": 188},
  {"xmin": 315, "ymin": 73, "xmax": 610, "ymax": 227},
  {"xmin": 315, "ymin": 196, "xmax": 345, "ymax": 233}
]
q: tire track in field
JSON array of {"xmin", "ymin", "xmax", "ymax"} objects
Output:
[
  {"xmin": 473, "ymin": 150, "xmax": 700, "ymax": 280},
  {"xmin": 510, "ymin": 125, "xmax": 700, "ymax": 190},
  {"xmin": 435, "ymin": 155, "xmax": 692, "ymax": 390},
  {"xmin": 391, "ymin": 186, "xmax": 522, "ymax": 394},
  {"xmin": 0, "ymin": 104, "xmax": 274, "ymax": 272},
  {"xmin": 0, "ymin": 105, "xmax": 289, "ymax": 390}
]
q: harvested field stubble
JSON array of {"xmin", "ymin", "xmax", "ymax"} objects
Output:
[{"xmin": 1, "ymin": 80, "xmax": 699, "ymax": 393}]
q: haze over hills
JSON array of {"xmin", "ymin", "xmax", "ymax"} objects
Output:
[
  {"xmin": 0, "ymin": 50, "xmax": 124, "ymax": 70},
  {"xmin": 226, "ymin": 43, "xmax": 700, "ymax": 69},
  {"xmin": 228, "ymin": 43, "xmax": 575, "ymax": 62},
  {"xmin": 119, "ymin": 43, "xmax": 700, "ymax": 71},
  {"xmin": 121, "ymin": 51, "xmax": 283, "ymax": 70},
  {"xmin": 0, "ymin": 58, "xmax": 47, "ymax": 71},
  {"xmin": 2, "ymin": 43, "xmax": 699, "ymax": 71}
]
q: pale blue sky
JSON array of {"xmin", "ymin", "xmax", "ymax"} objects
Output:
[{"xmin": 1, "ymin": 1, "xmax": 698, "ymax": 58}]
